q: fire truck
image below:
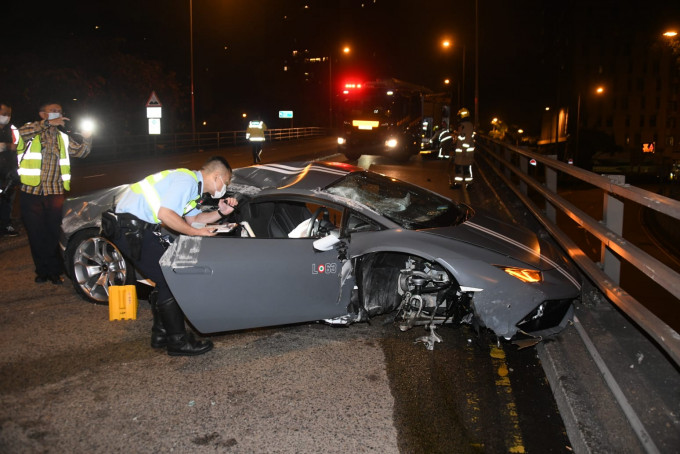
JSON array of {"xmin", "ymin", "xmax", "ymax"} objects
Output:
[{"xmin": 337, "ymin": 78, "xmax": 431, "ymax": 161}]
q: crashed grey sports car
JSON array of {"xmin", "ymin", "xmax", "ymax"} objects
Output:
[{"xmin": 61, "ymin": 161, "xmax": 581, "ymax": 348}]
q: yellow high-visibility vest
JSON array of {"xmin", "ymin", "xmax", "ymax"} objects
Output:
[{"xmin": 17, "ymin": 131, "xmax": 71, "ymax": 190}]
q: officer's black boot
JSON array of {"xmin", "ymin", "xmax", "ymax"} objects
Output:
[
  {"xmin": 148, "ymin": 290, "xmax": 167, "ymax": 348},
  {"xmin": 156, "ymin": 297, "xmax": 213, "ymax": 356}
]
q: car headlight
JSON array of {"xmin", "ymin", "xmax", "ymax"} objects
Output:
[
  {"xmin": 337, "ymin": 137, "xmax": 346, "ymax": 145},
  {"xmin": 494, "ymin": 265, "xmax": 542, "ymax": 283},
  {"xmin": 385, "ymin": 138, "xmax": 398, "ymax": 148}
]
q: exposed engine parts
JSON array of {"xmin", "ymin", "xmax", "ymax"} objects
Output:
[
  {"xmin": 324, "ymin": 254, "xmax": 477, "ymax": 350},
  {"xmin": 394, "ymin": 256, "xmax": 474, "ymax": 349}
]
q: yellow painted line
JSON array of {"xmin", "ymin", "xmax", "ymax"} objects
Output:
[
  {"xmin": 490, "ymin": 345, "xmax": 526, "ymax": 453},
  {"xmin": 464, "ymin": 341, "xmax": 485, "ymax": 450}
]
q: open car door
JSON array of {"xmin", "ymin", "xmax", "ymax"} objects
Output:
[{"xmin": 160, "ymin": 234, "xmax": 352, "ymax": 334}]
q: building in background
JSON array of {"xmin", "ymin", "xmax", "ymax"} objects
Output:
[{"xmin": 568, "ymin": 7, "xmax": 680, "ymax": 179}]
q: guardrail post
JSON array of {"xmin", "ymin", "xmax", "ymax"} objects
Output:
[
  {"xmin": 503, "ymin": 146, "xmax": 512, "ymax": 180},
  {"xmin": 602, "ymin": 174, "xmax": 625, "ymax": 284},
  {"xmin": 519, "ymin": 156, "xmax": 528, "ymax": 195},
  {"xmin": 545, "ymin": 155, "xmax": 558, "ymax": 223}
]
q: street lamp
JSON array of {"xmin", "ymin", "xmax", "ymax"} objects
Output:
[
  {"xmin": 328, "ymin": 46, "xmax": 351, "ymax": 130},
  {"xmin": 441, "ymin": 39, "xmax": 466, "ymax": 111},
  {"xmin": 189, "ymin": 0, "xmax": 196, "ymax": 136},
  {"xmin": 575, "ymin": 85, "xmax": 605, "ymax": 159}
]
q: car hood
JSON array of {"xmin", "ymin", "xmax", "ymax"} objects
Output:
[{"xmin": 425, "ymin": 212, "xmax": 548, "ymax": 269}]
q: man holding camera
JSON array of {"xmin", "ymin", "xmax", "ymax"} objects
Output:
[{"xmin": 18, "ymin": 102, "xmax": 92, "ymax": 284}]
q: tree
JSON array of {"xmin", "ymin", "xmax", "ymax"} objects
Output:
[{"xmin": 2, "ymin": 37, "xmax": 187, "ymax": 136}]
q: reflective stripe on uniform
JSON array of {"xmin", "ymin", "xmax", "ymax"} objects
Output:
[
  {"xmin": 130, "ymin": 169, "xmax": 199, "ymax": 223},
  {"xmin": 17, "ymin": 131, "xmax": 72, "ymax": 189}
]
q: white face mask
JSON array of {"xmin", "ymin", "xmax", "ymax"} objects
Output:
[
  {"xmin": 47, "ymin": 112, "xmax": 62, "ymax": 120},
  {"xmin": 0, "ymin": 115, "xmax": 9, "ymax": 125},
  {"xmin": 212, "ymin": 175, "xmax": 227, "ymax": 199}
]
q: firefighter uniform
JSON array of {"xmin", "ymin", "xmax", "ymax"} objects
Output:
[{"xmin": 448, "ymin": 108, "xmax": 475, "ymax": 188}]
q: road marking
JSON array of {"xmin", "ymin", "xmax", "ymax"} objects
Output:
[{"xmin": 490, "ymin": 345, "xmax": 526, "ymax": 454}]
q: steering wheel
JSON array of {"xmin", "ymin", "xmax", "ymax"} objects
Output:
[{"xmin": 306, "ymin": 206, "xmax": 330, "ymax": 237}]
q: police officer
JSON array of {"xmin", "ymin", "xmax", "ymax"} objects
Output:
[
  {"xmin": 448, "ymin": 108, "xmax": 475, "ymax": 188},
  {"xmin": 246, "ymin": 117, "xmax": 267, "ymax": 164},
  {"xmin": 108, "ymin": 156, "xmax": 237, "ymax": 356}
]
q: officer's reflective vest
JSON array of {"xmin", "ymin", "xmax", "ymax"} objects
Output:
[
  {"xmin": 246, "ymin": 121, "xmax": 266, "ymax": 141},
  {"xmin": 16, "ymin": 131, "xmax": 72, "ymax": 190},
  {"xmin": 130, "ymin": 168, "xmax": 200, "ymax": 223}
]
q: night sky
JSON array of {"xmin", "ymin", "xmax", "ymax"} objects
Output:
[{"xmin": 4, "ymin": 0, "xmax": 680, "ymax": 134}]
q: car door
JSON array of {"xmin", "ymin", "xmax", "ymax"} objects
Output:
[{"xmin": 160, "ymin": 204, "xmax": 352, "ymax": 334}]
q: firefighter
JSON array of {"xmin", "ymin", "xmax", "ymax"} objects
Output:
[
  {"xmin": 246, "ymin": 118, "xmax": 267, "ymax": 164},
  {"xmin": 448, "ymin": 108, "xmax": 475, "ymax": 188}
]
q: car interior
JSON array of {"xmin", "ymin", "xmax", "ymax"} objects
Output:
[{"xmin": 233, "ymin": 200, "xmax": 341, "ymax": 239}]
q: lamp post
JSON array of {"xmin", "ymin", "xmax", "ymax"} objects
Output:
[
  {"xmin": 441, "ymin": 39, "xmax": 466, "ymax": 112},
  {"xmin": 328, "ymin": 46, "xmax": 350, "ymax": 130},
  {"xmin": 575, "ymin": 85, "xmax": 605, "ymax": 161},
  {"xmin": 189, "ymin": 0, "xmax": 196, "ymax": 136},
  {"xmin": 474, "ymin": 0, "xmax": 479, "ymax": 128}
]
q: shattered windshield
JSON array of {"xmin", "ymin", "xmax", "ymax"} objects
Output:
[{"xmin": 325, "ymin": 172, "xmax": 470, "ymax": 229}]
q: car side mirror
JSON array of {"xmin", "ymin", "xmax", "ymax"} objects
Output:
[{"xmin": 313, "ymin": 233, "xmax": 341, "ymax": 252}]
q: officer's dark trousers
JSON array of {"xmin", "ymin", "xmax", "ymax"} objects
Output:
[
  {"xmin": 113, "ymin": 227, "xmax": 173, "ymax": 304},
  {"xmin": 251, "ymin": 142, "xmax": 263, "ymax": 163},
  {"xmin": 20, "ymin": 192, "xmax": 65, "ymax": 277}
]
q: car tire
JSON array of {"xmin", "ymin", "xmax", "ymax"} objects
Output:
[{"xmin": 65, "ymin": 228, "xmax": 135, "ymax": 304}]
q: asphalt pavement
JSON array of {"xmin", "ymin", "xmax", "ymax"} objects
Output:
[{"xmin": 1, "ymin": 142, "xmax": 679, "ymax": 453}]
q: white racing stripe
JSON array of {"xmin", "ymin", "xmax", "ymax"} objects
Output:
[
  {"xmin": 466, "ymin": 221, "xmax": 581, "ymax": 289},
  {"xmin": 258, "ymin": 163, "xmax": 349, "ymax": 177}
]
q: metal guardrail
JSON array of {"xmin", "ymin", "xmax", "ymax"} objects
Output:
[
  {"xmin": 86, "ymin": 127, "xmax": 327, "ymax": 162},
  {"xmin": 476, "ymin": 135, "xmax": 680, "ymax": 366}
]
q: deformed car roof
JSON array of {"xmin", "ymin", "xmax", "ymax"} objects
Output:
[{"xmin": 231, "ymin": 162, "xmax": 357, "ymax": 191}]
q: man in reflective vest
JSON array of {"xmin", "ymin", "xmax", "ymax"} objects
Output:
[
  {"xmin": 246, "ymin": 118, "xmax": 267, "ymax": 164},
  {"xmin": 109, "ymin": 156, "xmax": 238, "ymax": 356},
  {"xmin": 18, "ymin": 102, "xmax": 92, "ymax": 284}
]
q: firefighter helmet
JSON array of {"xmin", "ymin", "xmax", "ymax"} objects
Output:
[{"xmin": 457, "ymin": 108, "xmax": 470, "ymax": 120}]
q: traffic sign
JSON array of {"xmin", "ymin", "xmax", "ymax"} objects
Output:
[
  {"xmin": 146, "ymin": 91, "xmax": 162, "ymax": 107},
  {"xmin": 146, "ymin": 91, "xmax": 162, "ymax": 120},
  {"xmin": 148, "ymin": 118, "xmax": 161, "ymax": 135},
  {"xmin": 279, "ymin": 110, "xmax": 293, "ymax": 119}
]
